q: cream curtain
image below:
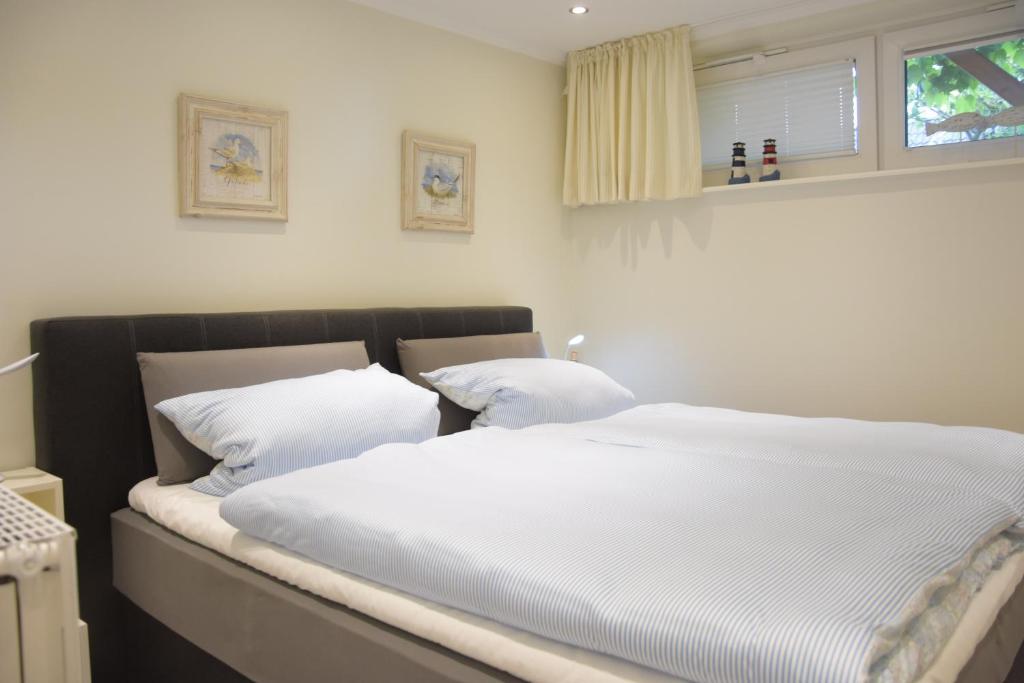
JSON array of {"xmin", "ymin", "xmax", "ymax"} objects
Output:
[{"xmin": 563, "ymin": 25, "xmax": 702, "ymax": 207}]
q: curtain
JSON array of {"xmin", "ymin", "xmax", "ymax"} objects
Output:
[{"xmin": 563, "ymin": 25, "xmax": 702, "ymax": 207}]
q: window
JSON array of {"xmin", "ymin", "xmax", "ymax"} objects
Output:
[
  {"xmin": 698, "ymin": 61, "xmax": 858, "ymax": 167},
  {"xmin": 695, "ymin": 36, "xmax": 877, "ymax": 185},
  {"xmin": 881, "ymin": 6, "xmax": 1024, "ymax": 169},
  {"xmin": 905, "ymin": 34, "xmax": 1024, "ymax": 149}
]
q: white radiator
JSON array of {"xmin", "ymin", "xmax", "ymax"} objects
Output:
[{"xmin": 0, "ymin": 485, "xmax": 89, "ymax": 683}]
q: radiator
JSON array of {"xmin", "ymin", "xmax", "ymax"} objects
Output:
[{"xmin": 0, "ymin": 485, "xmax": 89, "ymax": 683}]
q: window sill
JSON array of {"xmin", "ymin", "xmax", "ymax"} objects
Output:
[{"xmin": 702, "ymin": 157, "xmax": 1024, "ymax": 194}]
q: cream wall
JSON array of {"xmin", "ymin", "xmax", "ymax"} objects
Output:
[
  {"xmin": 565, "ymin": 3, "xmax": 1024, "ymax": 433},
  {"xmin": 566, "ymin": 163, "xmax": 1024, "ymax": 432},
  {"xmin": 0, "ymin": 0, "xmax": 570, "ymax": 470},
  {"xmin": 4, "ymin": 0, "xmax": 1021, "ymax": 473}
]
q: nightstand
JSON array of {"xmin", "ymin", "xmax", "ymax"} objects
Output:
[
  {"xmin": 0, "ymin": 467, "xmax": 90, "ymax": 681},
  {"xmin": 0, "ymin": 467, "xmax": 65, "ymax": 521}
]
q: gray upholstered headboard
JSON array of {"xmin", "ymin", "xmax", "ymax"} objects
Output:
[{"xmin": 29, "ymin": 305, "xmax": 532, "ymax": 678}]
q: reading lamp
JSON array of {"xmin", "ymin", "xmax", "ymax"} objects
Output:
[
  {"xmin": 0, "ymin": 354, "xmax": 38, "ymax": 377},
  {"xmin": 564, "ymin": 334, "xmax": 585, "ymax": 360},
  {"xmin": 0, "ymin": 353, "xmax": 39, "ymax": 484}
]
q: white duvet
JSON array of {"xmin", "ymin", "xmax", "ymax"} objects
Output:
[{"xmin": 219, "ymin": 404, "xmax": 1024, "ymax": 683}]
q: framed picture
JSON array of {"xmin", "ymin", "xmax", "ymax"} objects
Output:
[
  {"xmin": 178, "ymin": 94, "xmax": 288, "ymax": 221},
  {"xmin": 402, "ymin": 131, "xmax": 475, "ymax": 233}
]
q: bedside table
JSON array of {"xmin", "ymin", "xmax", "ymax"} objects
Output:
[
  {"xmin": 0, "ymin": 467, "xmax": 65, "ymax": 521},
  {"xmin": 0, "ymin": 467, "xmax": 90, "ymax": 681}
]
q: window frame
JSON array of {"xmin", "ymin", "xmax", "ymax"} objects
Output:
[
  {"xmin": 695, "ymin": 36, "xmax": 877, "ymax": 186},
  {"xmin": 880, "ymin": 7, "xmax": 1024, "ymax": 169}
]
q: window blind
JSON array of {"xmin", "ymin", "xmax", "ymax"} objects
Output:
[{"xmin": 697, "ymin": 61, "xmax": 858, "ymax": 167}]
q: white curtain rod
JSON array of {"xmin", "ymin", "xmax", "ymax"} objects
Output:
[{"xmin": 694, "ymin": 48, "xmax": 789, "ymax": 72}]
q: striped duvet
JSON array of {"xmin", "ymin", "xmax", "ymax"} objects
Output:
[{"xmin": 221, "ymin": 404, "xmax": 1024, "ymax": 683}]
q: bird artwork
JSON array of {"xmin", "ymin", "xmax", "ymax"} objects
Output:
[
  {"xmin": 402, "ymin": 132, "xmax": 473, "ymax": 231},
  {"xmin": 426, "ymin": 173, "xmax": 461, "ymax": 199},
  {"xmin": 421, "ymin": 161, "xmax": 462, "ymax": 202},
  {"xmin": 209, "ymin": 134, "xmax": 262, "ymax": 185},
  {"xmin": 180, "ymin": 95, "xmax": 286, "ymax": 219},
  {"xmin": 211, "ymin": 137, "xmax": 241, "ymax": 163}
]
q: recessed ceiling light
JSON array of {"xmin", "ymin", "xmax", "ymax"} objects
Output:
[{"xmin": 569, "ymin": 6, "xmax": 589, "ymax": 15}]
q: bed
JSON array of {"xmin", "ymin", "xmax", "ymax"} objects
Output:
[{"xmin": 29, "ymin": 306, "xmax": 1024, "ymax": 683}]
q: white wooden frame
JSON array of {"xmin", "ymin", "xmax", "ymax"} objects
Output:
[
  {"xmin": 178, "ymin": 94, "xmax": 288, "ymax": 221},
  {"xmin": 401, "ymin": 131, "xmax": 475, "ymax": 233},
  {"xmin": 696, "ymin": 36, "xmax": 877, "ymax": 186},
  {"xmin": 880, "ymin": 7, "xmax": 1024, "ymax": 170}
]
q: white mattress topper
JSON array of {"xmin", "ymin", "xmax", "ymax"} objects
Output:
[{"xmin": 128, "ymin": 478, "xmax": 1024, "ymax": 683}]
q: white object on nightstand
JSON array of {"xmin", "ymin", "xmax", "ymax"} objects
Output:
[
  {"xmin": 0, "ymin": 484, "xmax": 90, "ymax": 683},
  {"xmin": 1, "ymin": 467, "xmax": 65, "ymax": 521}
]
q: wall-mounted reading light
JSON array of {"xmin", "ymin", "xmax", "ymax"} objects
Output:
[
  {"xmin": 0, "ymin": 353, "xmax": 38, "ymax": 377},
  {"xmin": 564, "ymin": 334, "xmax": 585, "ymax": 360}
]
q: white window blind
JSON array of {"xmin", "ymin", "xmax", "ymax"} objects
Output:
[{"xmin": 697, "ymin": 61, "xmax": 858, "ymax": 167}]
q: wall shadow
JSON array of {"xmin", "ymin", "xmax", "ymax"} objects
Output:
[{"xmin": 564, "ymin": 161, "xmax": 1024, "ymax": 270}]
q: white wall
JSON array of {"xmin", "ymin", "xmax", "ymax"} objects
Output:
[
  {"xmin": 566, "ymin": 162, "xmax": 1024, "ymax": 432},
  {"xmin": 0, "ymin": 0, "xmax": 570, "ymax": 470}
]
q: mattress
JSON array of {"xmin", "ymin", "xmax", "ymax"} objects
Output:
[{"xmin": 128, "ymin": 477, "xmax": 1024, "ymax": 683}]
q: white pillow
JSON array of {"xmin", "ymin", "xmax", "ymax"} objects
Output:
[
  {"xmin": 156, "ymin": 364, "xmax": 439, "ymax": 496},
  {"xmin": 421, "ymin": 358, "xmax": 635, "ymax": 430}
]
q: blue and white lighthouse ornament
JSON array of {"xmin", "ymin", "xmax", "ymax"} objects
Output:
[{"xmin": 727, "ymin": 142, "xmax": 750, "ymax": 185}]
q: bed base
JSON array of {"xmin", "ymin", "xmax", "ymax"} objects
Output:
[
  {"xmin": 116, "ymin": 501, "xmax": 1024, "ymax": 683},
  {"xmin": 114, "ymin": 506, "xmax": 1024, "ymax": 683},
  {"xmin": 112, "ymin": 509, "xmax": 520, "ymax": 683}
]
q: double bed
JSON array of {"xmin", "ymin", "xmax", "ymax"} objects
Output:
[{"xmin": 29, "ymin": 306, "xmax": 1024, "ymax": 683}]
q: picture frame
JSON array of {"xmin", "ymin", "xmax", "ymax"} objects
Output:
[
  {"xmin": 401, "ymin": 131, "xmax": 475, "ymax": 233},
  {"xmin": 178, "ymin": 94, "xmax": 288, "ymax": 221}
]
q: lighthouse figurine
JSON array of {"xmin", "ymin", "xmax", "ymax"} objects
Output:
[
  {"xmin": 759, "ymin": 138, "xmax": 781, "ymax": 181},
  {"xmin": 727, "ymin": 142, "xmax": 750, "ymax": 185}
]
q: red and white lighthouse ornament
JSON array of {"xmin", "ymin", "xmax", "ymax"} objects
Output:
[{"xmin": 759, "ymin": 138, "xmax": 780, "ymax": 181}]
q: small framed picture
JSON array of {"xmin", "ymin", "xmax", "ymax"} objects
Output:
[
  {"xmin": 402, "ymin": 131, "xmax": 475, "ymax": 233},
  {"xmin": 178, "ymin": 94, "xmax": 288, "ymax": 221}
]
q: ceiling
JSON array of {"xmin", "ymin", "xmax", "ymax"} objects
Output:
[{"xmin": 348, "ymin": 0, "xmax": 885, "ymax": 63}]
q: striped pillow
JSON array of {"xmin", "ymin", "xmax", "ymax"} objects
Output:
[
  {"xmin": 156, "ymin": 364, "xmax": 439, "ymax": 496},
  {"xmin": 421, "ymin": 358, "xmax": 635, "ymax": 430}
]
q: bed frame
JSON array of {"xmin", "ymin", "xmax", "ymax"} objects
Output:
[
  {"xmin": 30, "ymin": 306, "xmax": 532, "ymax": 682},
  {"xmin": 28, "ymin": 305, "xmax": 1024, "ymax": 683}
]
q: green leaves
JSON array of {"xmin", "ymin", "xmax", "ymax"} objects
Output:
[
  {"xmin": 906, "ymin": 38, "xmax": 1024, "ymax": 145},
  {"xmin": 906, "ymin": 63, "xmax": 923, "ymax": 84},
  {"xmin": 954, "ymin": 94, "xmax": 977, "ymax": 114}
]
